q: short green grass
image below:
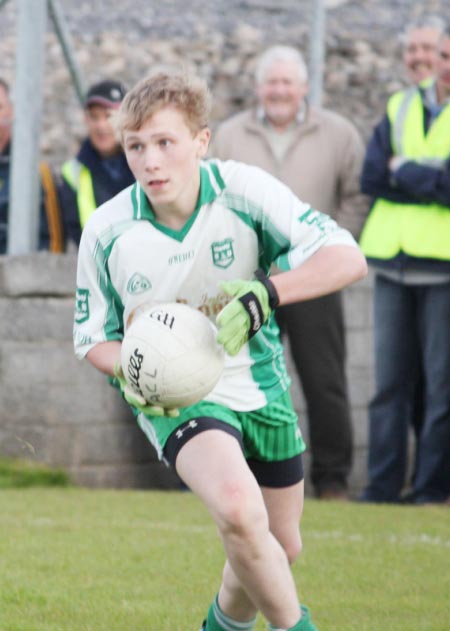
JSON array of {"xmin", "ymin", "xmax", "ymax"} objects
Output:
[
  {"xmin": 0, "ymin": 488, "xmax": 448, "ymax": 631},
  {"xmin": 0, "ymin": 458, "xmax": 70, "ymax": 489}
]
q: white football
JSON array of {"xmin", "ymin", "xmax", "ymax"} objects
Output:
[{"xmin": 121, "ymin": 302, "xmax": 225, "ymax": 409}]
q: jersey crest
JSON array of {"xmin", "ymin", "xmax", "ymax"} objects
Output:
[
  {"xmin": 75, "ymin": 287, "xmax": 90, "ymax": 324},
  {"xmin": 211, "ymin": 238, "xmax": 235, "ymax": 269}
]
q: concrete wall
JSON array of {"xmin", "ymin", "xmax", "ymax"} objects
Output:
[{"xmin": 0, "ymin": 253, "xmax": 374, "ymax": 495}]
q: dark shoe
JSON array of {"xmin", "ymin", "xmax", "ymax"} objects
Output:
[
  {"xmin": 401, "ymin": 490, "xmax": 450, "ymax": 505},
  {"xmin": 399, "ymin": 490, "xmax": 417, "ymax": 504},
  {"xmin": 357, "ymin": 488, "xmax": 400, "ymax": 504}
]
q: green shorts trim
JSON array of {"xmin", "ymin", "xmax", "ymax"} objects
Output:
[{"xmin": 136, "ymin": 390, "xmax": 306, "ymax": 463}]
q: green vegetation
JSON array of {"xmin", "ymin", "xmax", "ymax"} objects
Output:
[
  {"xmin": 0, "ymin": 458, "xmax": 70, "ymax": 489},
  {"xmin": 0, "ymin": 489, "xmax": 448, "ymax": 631}
]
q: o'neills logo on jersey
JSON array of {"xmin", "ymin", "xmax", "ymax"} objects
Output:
[
  {"xmin": 127, "ymin": 273, "xmax": 152, "ymax": 295},
  {"xmin": 168, "ymin": 250, "xmax": 194, "ymax": 266},
  {"xmin": 211, "ymin": 238, "xmax": 234, "ymax": 269}
]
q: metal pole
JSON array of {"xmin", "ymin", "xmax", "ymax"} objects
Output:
[
  {"xmin": 308, "ymin": 0, "xmax": 326, "ymax": 106},
  {"xmin": 48, "ymin": 0, "xmax": 86, "ymax": 105},
  {"xmin": 8, "ymin": 0, "xmax": 48, "ymax": 254}
]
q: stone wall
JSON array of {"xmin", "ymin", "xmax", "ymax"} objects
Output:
[
  {"xmin": 0, "ymin": 254, "xmax": 180, "ymax": 489},
  {"xmin": 1, "ymin": 0, "xmax": 449, "ymax": 168},
  {"xmin": 0, "ymin": 253, "xmax": 374, "ymax": 495}
]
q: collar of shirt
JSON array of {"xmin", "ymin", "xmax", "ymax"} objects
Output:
[
  {"xmin": 256, "ymin": 102, "xmax": 307, "ymax": 129},
  {"xmin": 133, "ymin": 160, "xmax": 225, "ymax": 223},
  {"xmin": 422, "ymin": 81, "xmax": 450, "ymax": 123}
]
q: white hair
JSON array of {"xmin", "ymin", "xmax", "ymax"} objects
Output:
[
  {"xmin": 255, "ymin": 46, "xmax": 308, "ymax": 85},
  {"xmin": 400, "ymin": 15, "xmax": 446, "ymax": 45}
]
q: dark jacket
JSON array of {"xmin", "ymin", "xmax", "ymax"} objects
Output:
[
  {"xmin": 59, "ymin": 138, "xmax": 134, "ymax": 245},
  {"xmin": 0, "ymin": 142, "xmax": 63, "ymax": 254}
]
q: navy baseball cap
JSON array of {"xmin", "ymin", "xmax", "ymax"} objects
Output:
[{"xmin": 84, "ymin": 80, "xmax": 126, "ymax": 109}]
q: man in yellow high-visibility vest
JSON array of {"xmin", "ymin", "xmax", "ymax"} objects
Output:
[
  {"xmin": 59, "ymin": 80, "xmax": 135, "ymax": 246},
  {"xmin": 359, "ymin": 23, "xmax": 450, "ymax": 505},
  {"xmin": 398, "ymin": 14, "xmax": 446, "ymax": 493}
]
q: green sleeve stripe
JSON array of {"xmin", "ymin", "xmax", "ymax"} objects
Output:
[
  {"xmin": 206, "ymin": 160, "xmax": 226, "ymax": 192},
  {"xmin": 92, "ymin": 220, "xmax": 140, "ymax": 341},
  {"xmin": 92, "ymin": 238, "xmax": 123, "ymax": 340},
  {"xmin": 221, "ymin": 192, "xmax": 291, "ymax": 270}
]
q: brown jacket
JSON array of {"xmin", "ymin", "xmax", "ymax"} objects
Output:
[{"xmin": 210, "ymin": 105, "xmax": 368, "ymax": 239}]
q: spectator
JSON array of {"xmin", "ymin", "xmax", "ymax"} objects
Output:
[
  {"xmin": 0, "ymin": 78, "xmax": 63, "ymax": 253},
  {"xmin": 399, "ymin": 15, "xmax": 445, "ymax": 479},
  {"xmin": 59, "ymin": 80, "xmax": 134, "ymax": 246},
  {"xmin": 359, "ymin": 26, "xmax": 450, "ymax": 505},
  {"xmin": 210, "ymin": 45, "xmax": 367, "ymax": 500},
  {"xmin": 402, "ymin": 15, "xmax": 446, "ymax": 86}
]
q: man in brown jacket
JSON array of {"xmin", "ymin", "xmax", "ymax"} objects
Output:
[{"xmin": 210, "ymin": 45, "xmax": 367, "ymax": 500}]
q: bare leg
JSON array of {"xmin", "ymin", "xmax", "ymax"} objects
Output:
[
  {"xmin": 192, "ymin": 443, "xmax": 310, "ymax": 629},
  {"xmin": 261, "ymin": 481, "xmax": 304, "ymax": 565},
  {"xmin": 217, "ymin": 481, "xmax": 305, "ymax": 621},
  {"xmin": 175, "ymin": 430, "xmax": 301, "ymax": 628}
]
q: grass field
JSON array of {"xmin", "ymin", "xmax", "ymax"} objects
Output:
[{"xmin": 0, "ymin": 488, "xmax": 449, "ymax": 631}]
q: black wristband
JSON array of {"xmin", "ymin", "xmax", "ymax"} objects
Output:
[{"xmin": 254, "ymin": 269, "xmax": 280, "ymax": 310}]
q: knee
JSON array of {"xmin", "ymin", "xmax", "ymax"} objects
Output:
[
  {"xmin": 278, "ymin": 531, "xmax": 303, "ymax": 565},
  {"xmin": 216, "ymin": 481, "xmax": 268, "ymax": 542}
]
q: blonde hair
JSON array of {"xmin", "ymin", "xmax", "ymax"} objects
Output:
[{"xmin": 114, "ymin": 71, "xmax": 211, "ymax": 142}]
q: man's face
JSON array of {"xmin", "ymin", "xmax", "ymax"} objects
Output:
[
  {"xmin": 403, "ymin": 27, "xmax": 441, "ymax": 85},
  {"xmin": 436, "ymin": 35, "xmax": 450, "ymax": 101},
  {"xmin": 123, "ymin": 106, "xmax": 210, "ymax": 217},
  {"xmin": 0, "ymin": 85, "xmax": 13, "ymax": 149},
  {"xmin": 84, "ymin": 104, "xmax": 120, "ymax": 157},
  {"xmin": 256, "ymin": 59, "xmax": 308, "ymax": 131}
]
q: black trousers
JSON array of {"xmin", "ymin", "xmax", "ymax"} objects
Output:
[{"xmin": 277, "ymin": 291, "xmax": 353, "ymax": 494}]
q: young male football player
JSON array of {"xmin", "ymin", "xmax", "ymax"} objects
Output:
[{"xmin": 73, "ymin": 71, "xmax": 367, "ymax": 631}]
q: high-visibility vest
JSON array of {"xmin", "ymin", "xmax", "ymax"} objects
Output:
[
  {"xmin": 359, "ymin": 86, "xmax": 450, "ymax": 261},
  {"xmin": 61, "ymin": 159, "xmax": 97, "ymax": 229}
]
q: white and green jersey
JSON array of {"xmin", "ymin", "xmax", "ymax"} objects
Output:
[{"xmin": 74, "ymin": 159, "xmax": 356, "ymax": 411}]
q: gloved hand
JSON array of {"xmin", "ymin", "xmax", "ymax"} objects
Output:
[
  {"xmin": 114, "ymin": 363, "xmax": 179, "ymax": 418},
  {"xmin": 216, "ymin": 270, "xmax": 280, "ymax": 356}
]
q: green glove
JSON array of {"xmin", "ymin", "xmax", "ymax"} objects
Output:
[
  {"xmin": 216, "ymin": 270, "xmax": 280, "ymax": 356},
  {"xmin": 113, "ymin": 363, "xmax": 179, "ymax": 418}
]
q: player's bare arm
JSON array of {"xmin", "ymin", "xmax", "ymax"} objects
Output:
[
  {"xmin": 271, "ymin": 244, "xmax": 367, "ymax": 306},
  {"xmin": 86, "ymin": 340, "xmax": 121, "ymax": 376}
]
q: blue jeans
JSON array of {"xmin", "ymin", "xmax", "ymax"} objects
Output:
[{"xmin": 363, "ymin": 275, "xmax": 450, "ymax": 503}]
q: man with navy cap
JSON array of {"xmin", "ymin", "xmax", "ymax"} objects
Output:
[{"xmin": 59, "ymin": 79, "xmax": 135, "ymax": 246}]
